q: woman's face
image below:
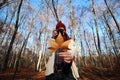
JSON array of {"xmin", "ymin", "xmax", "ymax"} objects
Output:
[{"xmin": 52, "ymin": 27, "xmax": 69, "ymax": 41}]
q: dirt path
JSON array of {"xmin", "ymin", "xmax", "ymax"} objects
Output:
[
  {"xmin": 0, "ymin": 65, "xmax": 120, "ymax": 80},
  {"xmin": 0, "ymin": 68, "xmax": 45, "ymax": 80}
]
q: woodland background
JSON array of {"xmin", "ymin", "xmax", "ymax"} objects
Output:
[{"xmin": 0, "ymin": 0, "xmax": 120, "ymax": 80}]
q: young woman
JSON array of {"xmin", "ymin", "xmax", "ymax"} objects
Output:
[{"xmin": 45, "ymin": 21, "xmax": 79, "ymax": 80}]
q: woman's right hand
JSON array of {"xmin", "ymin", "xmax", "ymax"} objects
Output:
[{"xmin": 52, "ymin": 30, "xmax": 57, "ymax": 38}]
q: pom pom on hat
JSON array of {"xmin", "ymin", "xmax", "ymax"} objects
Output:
[{"xmin": 56, "ymin": 21, "xmax": 66, "ymax": 31}]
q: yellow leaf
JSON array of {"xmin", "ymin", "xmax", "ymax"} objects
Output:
[
  {"xmin": 49, "ymin": 39, "xmax": 59, "ymax": 51},
  {"xmin": 48, "ymin": 47, "xmax": 58, "ymax": 51},
  {"xmin": 56, "ymin": 33, "xmax": 64, "ymax": 47},
  {"xmin": 48, "ymin": 33, "xmax": 71, "ymax": 52},
  {"xmin": 60, "ymin": 39, "xmax": 71, "ymax": 49}
]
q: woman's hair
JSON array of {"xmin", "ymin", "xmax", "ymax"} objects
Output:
[{"xmin": 64, "ymin": 33, "xmax": 71, "ymax": 41}]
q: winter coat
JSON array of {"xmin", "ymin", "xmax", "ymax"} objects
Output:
[{"xmin": 45, "ymin": 39, "xmax": 79, "ymax": 80}]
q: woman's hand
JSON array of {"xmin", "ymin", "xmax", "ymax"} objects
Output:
[
  {"xmin": 59, "ymin": 52, "xmax": 72, "ymax": 63},
  {"xmin": 52, "ymin": 30, "xmax": 57, "ymax": 38}
]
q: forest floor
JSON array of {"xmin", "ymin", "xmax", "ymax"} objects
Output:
[{"xmin": 0, "ymin": 64, "xmax": 120, "ymax": 80}]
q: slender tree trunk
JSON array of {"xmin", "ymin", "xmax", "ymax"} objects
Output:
[
  {"xmin": 0, "ymin": 7, "xmax": 8, "ymax": 33},
  {"xmin": 12, "ymin": 31, "xmax": 31, "ymax": 80},
  {"xmin": 99, "ymin": 22, "xmax": 113, "ymax": 71},
  {"xmin": 52, "ymin": 0, "xmax": 59, "ymax": 22},
  {"xmin": 89, "ymin": 24, "xmax": 98, "ymax": 66},
  {"xmin": 104, "ymin": 0, "xmax": 120, "ymax": 33},
  {"xmin": 0, "ymin": 30, "xmax": 7, "ymax": 45},
  {"xmin": 8, "ymin": 41, "xmax": 19, "ymax": 68},
  {"xmin": 92, "ymin": 0, "xmax": 103, "ymax": 76},
  {"xmin": 84, "ymin": 30, "xmax": 92, "ymax": 65},
  {"xmin": 103, "ymin": 12, "xmax": 119, "ymax": 58},
  {"xmin": 68, "ymin": 0, "xmax": 75, "ymax": 40},
  {"xmin": 1, "ymin": 0, "xmax": 23, "ymax": 71},
  {"xmin": 103, "ymin": 24, "xmax": 118, "ymax": 66},
  {"xmin": 0, "ymin": 2, "xmax": 16, "ymax": 45},
  {"xmin": 37, "ymin": 28, "xmax": 47, "ymax": 71},
  {"xmin": 103, "ymin": 38, "xmax": 113, "ymax": 70},
  {"xmin": 2, "ymin": 7, "xmax": 17, "ymax": 45},
  {"xmin": 0, "ymin": 0, "xmax": 7, "ymax": 8},
  {"xmin": 80, "ymin": 41, "xmax": 86, "ymax": 66},
  {"xmin": 0, "ymin": 9, "xmax": 8, "ymax": 45}
]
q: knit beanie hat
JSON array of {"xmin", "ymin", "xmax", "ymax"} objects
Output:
[{"xmin": 56, "ymin": 21, "xmax": 66, "ymax": 31}]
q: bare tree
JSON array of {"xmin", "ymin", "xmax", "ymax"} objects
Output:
[
  {"xmin": 0, "ymin": 0, "xmax": 15, "ymax": 9},
  {"xmin": 1, "ymin": 4, "xmax": 17, "ymax": 45},
  {"xmin": 0, "ymin": 0, "xmax": 8, "ymax": 8},
  {"xmin": 1, "ymin": 0, "xmax": 23, "ymax": 71},
  {"xmin": 45, "ymin": 0, "xmax": 59, "ymax": 22},
  {"xmin": 103, "ymin": 12, "xmax": 119, "ymax": 58},
  {"xmin": 91, "ymin": 0, "xmax": 103, "ymax": 76},
  {"xmin": 0, "ymin": 8, "xmax": 8, "ymax": 44},
  {"xmin": 12, "ymin": 31, "xmax": 31, "ymax": 79},
  {"xmin": 84, "ymin": 30, "xmax": 96, "ymax": 66},
  {"xmin": 104, "ymin": 0, "xmax": 120, "ymax": 33}
]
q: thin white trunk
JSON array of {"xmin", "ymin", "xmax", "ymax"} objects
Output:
[
  {"xmin": 37, "ymin": 50, "xmax": 42, "ymax": 71},
  {"xmin": 37, "ymin": 40, "xmax": 44, "ymax": 71}
]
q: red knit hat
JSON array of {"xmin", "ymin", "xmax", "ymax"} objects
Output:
[{"xmin": 56, "ymin": 21, "xmax": 66, "ymax": 31}]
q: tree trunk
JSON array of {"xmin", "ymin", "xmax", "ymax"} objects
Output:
[
  {"xmin": 89, "ymin": 23, "xmax": 98, "ymax": 67},
  {"xmin": 52, "ymin": 0, "xmax": 59, "ymax": 22},
  {"xmin": 91, "ymin": 0, "xmax": 103, "ymax": 76},
  {"xmin": 84, "ymin": 31, "xmax": 91, "ymax": 64},
  {"xmin": 103, "ymin": 12, "xmax": 119, "ymax": 58},
  {"xmin": 2, "ymin": 6, "xmax": 17, "ymax": 45},
  {"xmin": 0, "ymin": 9, "xmax": 8, "ymax": 45},
  {"xmin": 12, "ymin": 30, "xmax": 31, "ymax": 80},
  {"xmin": 0, "ymin": 0, "xmax": 7, "ymax": 8},
  {"xmin": 1, "ymin": 0, "xmax": 23, "ymax": 71},
  {"xmin": 37, "ymin": 29, "xmax": 47, "ymax": 71},
  {"xmin": 99, "ymin": 22, "xmax": 113, "ymax": 71},
  {"xmin": 104, "ymin": 0, "xmax": 120, "ymax": 33},
  {"xmin": 84, "ymin": 30, "xmax": 96, "ymax": 66}
]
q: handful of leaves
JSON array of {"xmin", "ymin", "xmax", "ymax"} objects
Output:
[{"xmin": 48, "ymin": 33, "xmax": 71, "ymax": 52}]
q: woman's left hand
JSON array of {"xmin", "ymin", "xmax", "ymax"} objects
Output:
[{"xmin": 59, "ymin": 52, "xmax": 72, "ymax": 63}]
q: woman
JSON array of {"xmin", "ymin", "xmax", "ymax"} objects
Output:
[{"xmin": 45, "ymin": 21, "xmax": 79, "ymax": 80}]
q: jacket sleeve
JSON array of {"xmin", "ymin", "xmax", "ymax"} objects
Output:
[
  {"xmin": 68, "ymin": 40, "xmax": 80, "ymax": 79},
  {"xmin": 67, "ymin": 39, "xmax": 78, "ymax": 58}
]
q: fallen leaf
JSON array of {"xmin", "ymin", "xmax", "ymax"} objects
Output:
[{"xmin": 48, "ymin": 32, "xmax": 71, "ymax": 52}]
